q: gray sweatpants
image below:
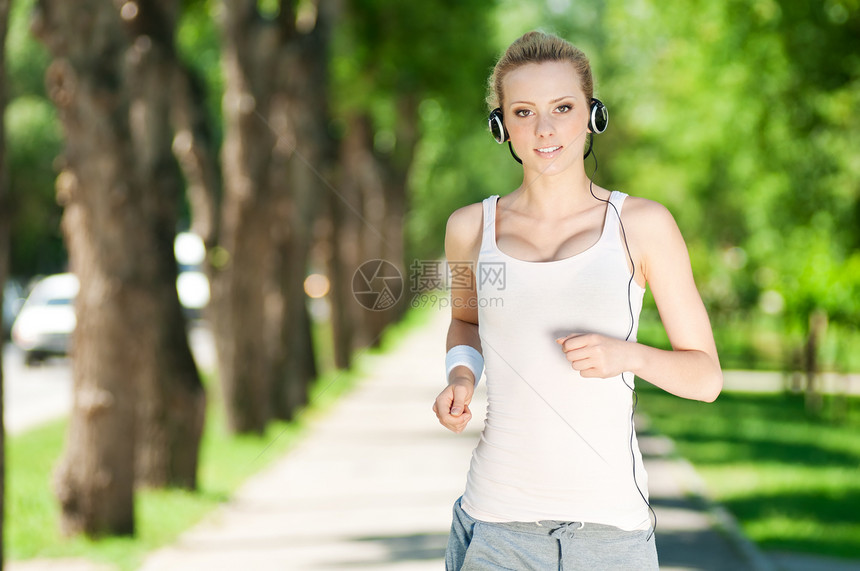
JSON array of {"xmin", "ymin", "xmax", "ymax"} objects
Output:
[{"xmin": 445, "ymin": 496, "xmax": 659, "ymax": 570}]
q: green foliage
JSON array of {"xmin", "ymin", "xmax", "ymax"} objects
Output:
[
  {"xmin": 5, "ymin": 95, "xmax": 65, "ymax": 275},
  {"xmin": 333, "ymin": 0, "xmax": 495, "ymax": 109},
  {"xmin": 404, "ymin": 0, "xmax": 860, "ymax": 370},
  {"xmin": 6, "ymin": 0, "xmax": 50, "ymax": 99},
  {"xmin": 641, "ymin": 386, "xmax": 860, "ymax": 558},
  {"xmin": 406, "ymin": 97, "xmax": 521, "ymax": 264},
  {"xmin": 330, "ymin": 0, "xmax": 503, "ymax": 264},
  {"xmin": 4, "ymin": 0, "xmax": 66, "ymax": 276},
  {"xmin": 5, "ymin": 0, "xmax": 858, "ymax": 365},
  {"xmin": 557, "ymin": 0, "xmax": 859, "ymax": 368},
  {"xmin": 176, "ymin": 0, "xmax": 224, "ymax": 144}
]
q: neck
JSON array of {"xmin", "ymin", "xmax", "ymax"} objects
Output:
[{"xmin": 514, "ymin": 160, "xmax": 598, "ymax": 217}]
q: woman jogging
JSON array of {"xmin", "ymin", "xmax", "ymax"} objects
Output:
[{"xmin": 433, "ymin": 30, "xmax": 722, "ymax": 570}]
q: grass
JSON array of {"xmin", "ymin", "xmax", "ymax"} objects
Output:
[
  {"xmin": 7, "ymin": 396, "xmax": 316, "ymax": 570},
  {"xmin": 639, "ymin": 289, "xmax": 860, "ymax": 373},
  {"xmin": 6, "ymin": 300, "xmax": 437, "ymax": 570},
  {"xmin": 638, "ymin": 385, "xmax": 860, "ymax": 560}
]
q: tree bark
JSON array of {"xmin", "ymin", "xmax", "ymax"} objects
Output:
[
  {"xmin": 326, "ymin": 97, "xmax": 418, "ymax": 363},
  {"xmin": 374, "ymin": 94, "xmax": 419, "ymax": 327},
  {"xmin": 804, "ymin": 309, "xmax": 828, "ymax": 415},
  {"xmin": 326, "ymin": 114, "xmax": 370, "ymax": 368},
  {"xmin": 212, "ymin": 3, "xmax": 278, "ymax": 433},
  {"xmin": 266, "ymin": 7, "xmax": 334, "ymax": 420},
  {"xmin": 120, "ymin": 0, "xmax": 206, "ymax": 490},
  {"xmin": 34, "ymin": 0, "xmax": 138, "ymax": 535},
  {"xmin": 168, "ymin": 64, "xmax": 221, "ymax": 248},
  {"xmin": 33, "ymin": 0, "xmax": 204, "ymax": 534},
  {"xmin": 0, "ymin": 0, "xmax": 11, "ymax": 561},
  {"xmin": 213, "ymin": 0, "xmax": 332, "ymax": 431}
]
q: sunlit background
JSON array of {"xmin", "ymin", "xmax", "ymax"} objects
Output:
[{"xmin": 2, "ymin": 0, "xmax": 858, "ymax": 568}]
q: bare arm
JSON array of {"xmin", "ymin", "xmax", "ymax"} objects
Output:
[
  {"xmin": 559, "ymin": 199, "xmax": 722, "ymax": 402},
  {"xmin": 637, "ymin": 201, "xmax": 722, "ymax": 400},
  {"xmin": 433, "ymin": 204, "xmax": 483, "ymax": 432}
]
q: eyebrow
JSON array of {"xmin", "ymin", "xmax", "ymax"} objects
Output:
[{"xmin": 509, "ymin": 95, "xmax": 578, "ymax": 106}]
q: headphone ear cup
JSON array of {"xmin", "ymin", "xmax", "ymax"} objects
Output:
[
  {"xmin": 489, "ymin": 108, "xmax": 508, "ymax": 144},
  {"xmin": 589, "ymin": 98, "xmax": 609, "ymax": 134}
]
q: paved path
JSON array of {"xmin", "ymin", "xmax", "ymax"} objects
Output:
[
  {"xmin": 136, "ymin": 308, "xmax": 774, "ymax": 571},
  {"xmin": 3, "ymin": 323, "xmax": 215, "ymax": 435}
]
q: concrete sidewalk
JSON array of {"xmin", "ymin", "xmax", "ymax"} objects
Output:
[{"xmin": 134, "ymin": 306, "xmax": 785, "ymax": 571}]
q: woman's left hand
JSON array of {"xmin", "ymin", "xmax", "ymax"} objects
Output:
[{"xmin": 555, "ymin": 333, "xmax": 634, "ymax": 379}]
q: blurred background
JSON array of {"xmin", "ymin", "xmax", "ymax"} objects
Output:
[{"xmin": 0, "ymin": 0, "xmax": 858, "ymax": 568}]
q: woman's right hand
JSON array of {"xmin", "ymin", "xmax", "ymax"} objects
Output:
[{"xmin": 433, "ymin": 374, "xmax": 474, "ymax": 433}]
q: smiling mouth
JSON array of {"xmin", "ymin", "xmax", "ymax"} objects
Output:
[{"xmin": 536, "ymin": 146, "xmax": 562, "ymax": 154}]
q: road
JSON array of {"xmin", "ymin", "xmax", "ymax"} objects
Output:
[
  {"xmin": 2, "ymin": 323, "xmax": 215, "ymax": 436},
  {"xmin": 2, "ymin": 343, "xmax": 73, "ymax": 434}
]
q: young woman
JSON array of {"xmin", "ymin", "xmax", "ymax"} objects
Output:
[{"xmin": 433, "ymin": 31, "xmax": 722, "ymax": 570}]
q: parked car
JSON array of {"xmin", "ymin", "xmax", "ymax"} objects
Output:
[
  {"xmin": 11, "ymin": 234, "xmax": 209, "ymax": 366},
  {"xmin": 11, "ymin": 273, "xmax": 79, "ymax": 366}
]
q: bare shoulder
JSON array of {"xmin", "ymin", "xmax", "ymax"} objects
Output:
[
  {"xmin": 623, "ymin": 195, "xmax": 676, "ymax": 224},
  {"xmin": 445, "ymin": 201, "xmax": 484, "ymax": 263},
  {"xmin": 446, "ymin": 201, "xmax": 484, "ymax": 236},
  {"xmin": 622, "ymin": 195, "xmax": 691, "ymax": 283},
  {"xmin": 622, "ymin": 195, "xmax": 682, "ymax": 241}
]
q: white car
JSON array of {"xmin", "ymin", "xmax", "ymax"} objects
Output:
[
  {"xmin": 11, "ymin": 273, "xmax": 79, "ymax": 366},
  {"xmin": 11, "ymin": 233, "xmax": 210, "ymax": 366}
]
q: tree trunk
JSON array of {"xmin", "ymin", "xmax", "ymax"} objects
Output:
[
  {"xmin": 212, "ymin": 2, "xmax": 278, "ymax": 433},
  {"xmin": 0, "ymin": 0, "xmax": 11, "ymax": 561},
  {"xmin": 34, "ymin": 0, "xmax": 138, "ymax": 535},
  {"xmin": 213, "ymin": 0, "xmax": 334, "ymax": 431},
  {"xmin": 326, "ymin": 98, "xmax": 418, "ymax": 361},
  {"xmin": 804, "ymin": 309, "xmax": 828, "ymax": 415},
  {"xmin": 377, "ymin": 94, "xmax": 420, "ymax": 324},
  {"xmin": 168, "ymin": 64, "xmax": 221, "ymax": 247},
  {"xmin": 354, "ymin": 113, "xmax": 392, "ymax": 346},
  {"xmin": 124, "ymin": 0, "xmax": 207, "ymax": 491},
  {"xmin": 266, "ymin": 13, "xmax": 334, "ymax": 420},
  {"xmin": 326, "ymin": 114, "xmax": 369, "ymax": 368},
  {"xmin": 33, "ymin": 0, "xmax": 204, "ymax": 534}
]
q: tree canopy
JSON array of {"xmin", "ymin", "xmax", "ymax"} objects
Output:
[{"xmin": 5, "ymin": 0, "xmax": 859, "ymax": 369}]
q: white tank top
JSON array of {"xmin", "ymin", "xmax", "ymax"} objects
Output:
[{"xmin": 460, "ymin": 191, "xmax": 651, "ymax": 531}]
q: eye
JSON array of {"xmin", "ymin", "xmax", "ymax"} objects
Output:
[
  {"xmin": 556, "ymin": 104, "xmax": 572, "ymax": 113},
  {"xmin": 514, "ymin": 108, "xmax": 533, "ymax": 117}
]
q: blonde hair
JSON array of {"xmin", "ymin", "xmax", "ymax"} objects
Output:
[{"xmin": 487, "ymin": 31, "xmax": 594, "ymax": 111}]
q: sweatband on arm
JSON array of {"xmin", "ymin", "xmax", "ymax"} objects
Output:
[{"xmin": 445, "ymin": 344, "xmax": 484, "ymax": 387}]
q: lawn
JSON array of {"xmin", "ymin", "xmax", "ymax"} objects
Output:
[
  {"xmin": 5, "ymin": 302, "xmax": 435, "ymax": 570},
  {"xmin": 639, "ymin": 385, "xmax": 860, "ymax": 560}
]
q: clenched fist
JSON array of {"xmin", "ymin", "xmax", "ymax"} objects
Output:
[{"xmin": 433, "ymin": 371, "xmax": 475, "ymax": 433}]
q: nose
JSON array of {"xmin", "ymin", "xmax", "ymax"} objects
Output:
[{"xmin": 535, "ymin": 112, "xmax": 555, "ymax": 137}]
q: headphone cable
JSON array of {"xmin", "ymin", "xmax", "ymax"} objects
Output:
[{"xmin": 588, "ymin": 145, "xmax": 658, "ymax": 541}]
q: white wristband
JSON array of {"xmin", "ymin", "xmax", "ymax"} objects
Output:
[{"xmin": 446, "ymin": 345, "xmax": 484, "ymax": 387}]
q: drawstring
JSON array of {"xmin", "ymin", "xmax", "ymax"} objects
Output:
[
  {"xmin": 549, "ymin": 520, "xmax": 585, "ymax": 540},
  {"xmin": 550, "ymin": 522, "xmax": 585, "ymax": 570}
]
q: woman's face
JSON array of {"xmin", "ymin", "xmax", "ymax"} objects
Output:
[{"xmin": 501, "ymin": 61, "xmax": 590, "ymax": 172}]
